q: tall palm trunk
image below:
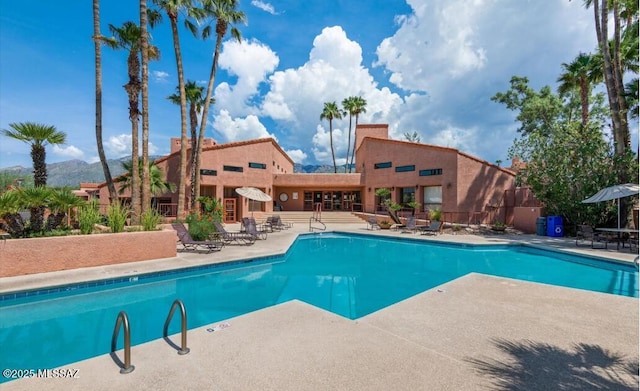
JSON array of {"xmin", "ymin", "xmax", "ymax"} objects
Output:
[
  {"xmin": 31, "ymin": 144, "xmax": 47, "ymax": 186},
  {"xmin": 349, "ymin": 114, "xmax": 360, "ymax": 172},
  {"xmin": 329, "ymin": 120, "xmax": 336, "ymax": 173},
  {"xmin": 189, "ymin": 102, "xmax": 199, "ymax": 209},
  {"xmin": 140, "ymin": 0, "xmax": 151, "ymax": 216},
  {"xmin": 196, "ymin": 26, "xmax": 225, "ymax": 209},
  {"xmin": 168, "ymin": 12, "xmax": 189, "ymax": 220},
  {"xmin": 93, "ymin": 0, "xmax": 118, "ymax": 203},
  {"xmin": 124, "ymin": 50, "xmax": 141, "ymax": 223},
  {"xmin": 579, "ymin": 77, "xmax": 589, "ymax": 130},
  {"xmin": 345, "ymin": 114, "xmax": 352, "ymax": 173}
]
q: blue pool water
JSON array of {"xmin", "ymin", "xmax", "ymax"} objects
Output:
[{"xmin": 0, "ymin": 233, "xmax": 637, "ymax": 381}]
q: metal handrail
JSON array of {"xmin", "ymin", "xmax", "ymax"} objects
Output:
[
  {"xmin": 111, "ymin": 311, "xmax": 135, "ymax": 374},
  {"xmin": 163, "ymin": 299, "xmax": 190, "ymax": 355}
]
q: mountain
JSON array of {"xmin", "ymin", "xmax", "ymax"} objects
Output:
[
  {"xmin": 1, "ymin": 159, "xmax": 339, "ymax": 188},
  {"xmin": 0, "ymin": 158, "xmax": 129, "ymax": 188}
]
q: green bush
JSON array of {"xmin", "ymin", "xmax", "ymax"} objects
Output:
[
  {"xmin": 77, "ymin": 200, "xmax": 101, "ymax": 234},
  {"xmin": 429, "ymin": 208, "xmax": 442, "ymax": 222},
  {"xmin": 185, "ymin": 212, "xmax": 216, "ymax": 241},
  {"xmin": 106, "ymin": 202, "xmax": 129, "ymax": 233},
  {"xmin": 141, "ymin": 208, "xmax": 163, "ymax": 231}
]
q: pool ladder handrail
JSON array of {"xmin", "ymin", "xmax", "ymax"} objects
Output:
[
  {"xmin": 163, "ymin": 299, "xmax": 190, "ymax": 355},
  {"xmin": 111, "ymin": 311, "xmax": 135, "ymax": 374}
]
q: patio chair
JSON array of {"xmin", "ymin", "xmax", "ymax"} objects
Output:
[
  {"xmin": 171, "ymin": 223, "xmax": 225, "ymax": 253},
  {"xmin": 243, "ymin": 218, "xmax": 268, "ymax": 240},
  {"xmin": 575, "ymin": 224, "xmax": 606, "ymax": 249},
  {"xmin": 272, "ymin": 215, "xmax": 292, "ymax": 230},
  {"xmin": 213, "ymin": 221, "xmax": 256, "ymax": 245},
  {"xmin": 401, "ymin": 216, "xmax": 418, "ymax": 233},
  {"xmin": 367, "ymin": 217, "xmax": 380, "ymax": 230},
  {"xmin": 419, "ymin": 220, "xmax": 443, "ymax": 235}
]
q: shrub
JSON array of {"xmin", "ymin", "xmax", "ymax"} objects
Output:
[
  {"xmin": 106, "ymin": 202, "xmax": 129, "ymax": 233},
  {"xmin": 77, "ymin": 200, "xmax": 101, "ymax": 234},
  {"xmin": 185, "ymin": 212, "xmax": 216, "ymax": 241},
  {"xmin": 429, "ymin": 208, "xmax": 442, "ymax": 222},
  {"xmin": 141, "ymin": 208, "xmax": 163, "ymax": 231}
]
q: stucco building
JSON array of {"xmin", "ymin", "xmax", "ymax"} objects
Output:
[{"xmin": 97, "ymin": 124, "xmax": 518, "ymax": 225}]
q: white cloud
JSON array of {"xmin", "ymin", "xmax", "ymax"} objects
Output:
[
  {"xmin": 212, "ymin": 109, "xmax": 276, "ymax": 142},
  {"xmin": 52, "ymin": 144, "xmax": 84, "ymax": 159},
  {"xmin": 215, "ymin": 39, "xmax": 279, "ymax": 117},
  {"xmin": 105, "ymin": 134, "xmax": 159, "ymax": 158},
  {"xmin": 251, "ymin": 0, "xmax": 277, "ymax": 15},
  {"xmin": 152, "ymin": 70, "xmax": 169, "ymax": 83},
  {"xmin": 284, "ymin": 149, "xmax": 307, "ymax": 164}
]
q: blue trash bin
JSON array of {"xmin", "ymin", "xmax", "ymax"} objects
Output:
[
  {"xmin": 546, "ymin": 216, "xmax": 563, "ymax": 237},
  {"xmin": 536, "ymin": 217, "xmax": 546, "ymax": 236}
]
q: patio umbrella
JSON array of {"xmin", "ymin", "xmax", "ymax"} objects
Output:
[
  {"xmin": 581, "ymin": 183, "xmax": 639, "ymax": 228},
  {"xmin": 235, "ymin": 187, "xmax": 272, "ymax": 217}
]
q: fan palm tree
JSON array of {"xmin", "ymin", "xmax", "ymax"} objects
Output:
[
  {"xmin": 557, "ymin": 52, "xmax": 599, "ymax": 131},
  {"xmin": 101, "ymin": 21, "xmax": 160, "ymax": 223},
  {"xmin": 0, "ymin": 189, "xmax": 25, "ymax": 237},
  {"xmin": 342, "ymin": 96, "xmax": 357, "ymax": 173},
  {"xmin": 168, "ymin": 81, "xmax": 213, "ymax": 209},
  {"xmin": 19, "ymin": 186, "xmax": 54, "ymax": 233},
  {"xmin": 140, "ymin": 0, "xmax": 153, "ymax": 217},
  {"xmin": 47, "ymin": 187, "xmax": 85, "ymax": 229},
  {"xmin": 195, "ymin": 0, "xmax": 245, "ymax": 204},
  {"xmin": 1, "ymin": 122, "xmax": 66, "ymax": 187},
  {"xmin": 116, "ymin": 159, "xmax": 176, "ymax": 198},
  {"xmin": 152, "ymin": 0, "xmax": 199, "ymax": 220},
  {"xmin": 348, "ymin": 96, "xmax": 367, "ymax": 172},
  {"xmin": 320, "ymin": 102, "xmax": 343, "ymax": 173},
  {"xmin": 93, "ymin": 0, "xmax": 118, "ymax": 203}
]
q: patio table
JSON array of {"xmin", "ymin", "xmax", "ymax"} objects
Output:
[{"xmin": 595, "ymin": 228, "xmax": 639, "ymax": 250}]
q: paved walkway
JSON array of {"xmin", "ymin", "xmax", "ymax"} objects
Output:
[{"xmin": 2, "ymin": 223, "xmax": 638, "ymax": 390}]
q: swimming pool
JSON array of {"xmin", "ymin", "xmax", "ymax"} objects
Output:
[{"xmin": 1, "ymin": 233, "xmax": 637, "ymax": 381}]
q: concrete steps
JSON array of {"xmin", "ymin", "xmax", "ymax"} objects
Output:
[{"xmin": 251, "ymin": 211, "xmax": 365, "ymax": 225}]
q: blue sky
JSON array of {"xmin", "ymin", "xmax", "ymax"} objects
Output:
[{"xmin": 1, "ymin": 0, "xmax": 636, "ymax": 169}]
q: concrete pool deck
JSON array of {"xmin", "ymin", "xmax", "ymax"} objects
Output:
[{"xmin": 2, "ymin": 223, "xmax": 639, "ymax": 390}]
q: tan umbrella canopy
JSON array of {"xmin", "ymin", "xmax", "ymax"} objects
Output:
[{"xmin": 235, "ymin": 187, "xmax": 272, "ymax": 202}]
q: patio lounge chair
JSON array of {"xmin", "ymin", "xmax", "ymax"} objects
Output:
[
  {"xmin": 213, "ymin": 221, "xmax": 256, "ymax": 245},
  {"xmin": 367, "ymin": 217, "xmax": 380, "ymax": 230},
  {"xmin": 575, "ymin": 224, "xmax": 607, "ymax": 249},
  {"xmin": 271, "ymin": 215, "xmax": 292, "ymax": 230},
  {"xmin": 388, "ymin": 212, "xmax": 406, "ymax": 230},
  {"xmin": 419, "ymin": 220, "xmax": 443, "ymax": 235},
  {"xmin": 401, "ymin": 216, "xmax": 418, "ymax": 233},
  {"xmin": 172, "ymin": 223, "xmax": 225, "ymax": 253},
  {"xmin": 242, "ymin": 218, "xmax": 268, "ymax": 240}
]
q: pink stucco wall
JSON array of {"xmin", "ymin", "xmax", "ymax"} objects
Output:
[{"xmin": 0, "ymin": 229, "xmax": 177, "ymax": 277}]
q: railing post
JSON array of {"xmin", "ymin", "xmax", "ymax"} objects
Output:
[
  {"xmin": 164, "ymin": 299, "xmax": 190, "ymax": 355},
  {"xmin": 111, "ymin": 311, "xmax": 135, "ymax": 374}
]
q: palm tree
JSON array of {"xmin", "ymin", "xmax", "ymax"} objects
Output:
[
  {"xmin": 1, "ymin": 122, "xmax": 66, "ymax": 187},
  {"xmin": 342, "ymin": 96, "xmax": 357, "ymax": 173},
  {"xmin": 19, "ymin": 186, "xmax": 53, "ymax": 233},
  {"xmin": 140, "ymin": 0, "xmax": 151, "ymax": 218},
  {"xmin": 101, "ymin": 21, "xmax": 160, "ymax": 223},
  {"xmin": 168, "ymin": 81, "xmax": 212, "ymax": 209},
  {"xmin": 557, "ymin": 53, "xmax": 599, "ymax": 131},
  {"xmin": 152, "ymin": 0, "xmax": 199, "ymax": 220},
  {"xmin": 196, "ymin": 0, "xmax": 245, "ymax": 204},
  {"xmin": 0, "ymin": 189, "xmax": 25, "ymax": 237},
  {"xmin": 320, "ymin": 102, "xmax": 343, "ymax": 173},
  {"xmin": 47, "ymin": 187, "xmax": 85, "ymax": 229},
  {"xmin": 348, "ymin": 96, "xmax": 367, "ymax": 172},
  {"xmin": 93, "ymin": 0, "xmax": 118, "ymax": 203},
  {"xmin": 116, "ymin": 159, "xmax": 176, "ymax": 198}
]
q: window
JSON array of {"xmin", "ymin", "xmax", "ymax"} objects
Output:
[
  {"xmin": 200, "ymin": 169, "xmax": 217, "ymax": 176},
  {"xmin": 395, "ymin": 165, "xmax": 415, "ymax": 173},
  {"xmin": 401, "ymin": 187, "xmax": 415, "ymax": 203},
  {"xmin": 374, "ymin": 162, "xmax": 392, "ymax": 169},
  {"xmin": 248, "ymin": 162, "xmax": 267, "ymax": 169},
  {"xmin": 419, "ymin": 168, "xmax": 442, "ymax": 176},
  {"xmin": 223, "ymin": 165, "xmax": 243, "ymax": 172},
  {"xmin": 423, "ymin": 186, "xmax": 442, "ymax": 212}
]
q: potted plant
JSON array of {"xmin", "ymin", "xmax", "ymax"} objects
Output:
[
  {"xmin": 491, "ymin": 221, "xmax": 506, "ymax": 231},
  {"xmin": 378, "ymin": 220, "xmax": 392, "ymax": 229}
]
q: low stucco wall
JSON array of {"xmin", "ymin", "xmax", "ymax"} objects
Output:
[
  {"xmin": 513, "ymin": 207, "xmax": 544, "ymax": 234},
  {"xmin": 0, "ymin": 229, "xmax": 177, "ymax": 277}
]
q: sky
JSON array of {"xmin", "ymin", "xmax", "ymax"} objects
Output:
[{"xmin": 1, "ymin": 0, "xmax": 636, "ymax": 170}]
